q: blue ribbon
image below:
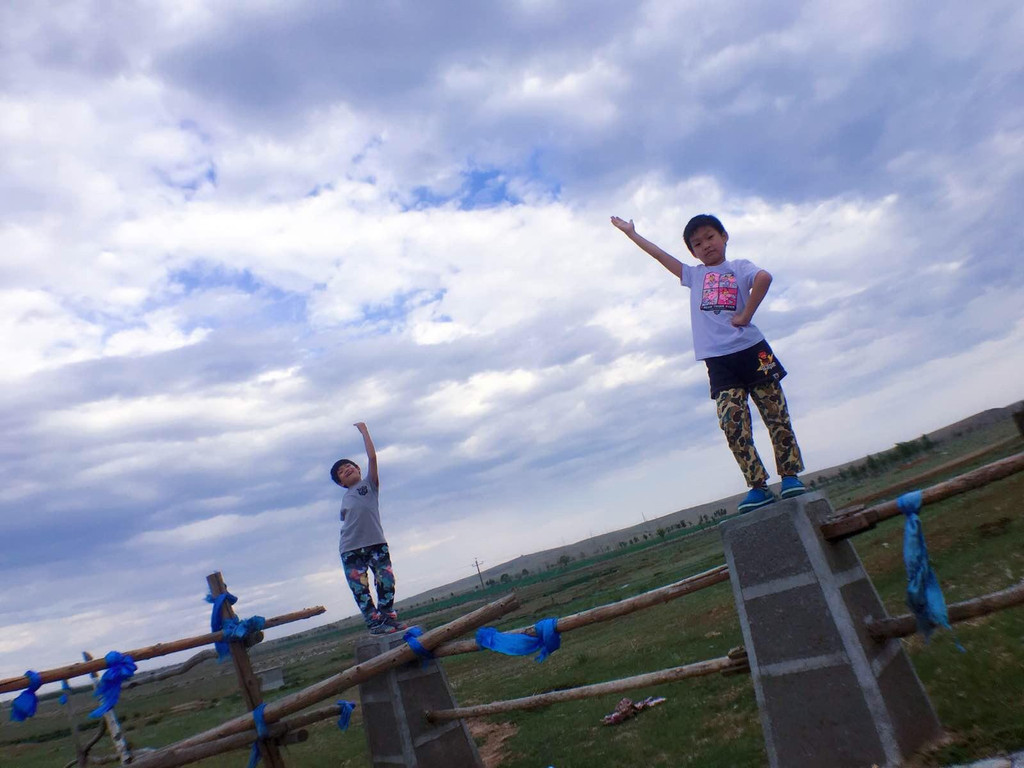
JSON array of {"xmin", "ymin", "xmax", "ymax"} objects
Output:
[
  {"xmin": 59, "ymin": 679, "xmax": 72, "ymax": 706},
  {"xmin": 403, "ymin": 627, "xmax": 433, "ymax": 662},
  {"xmin": 89, "ymin": 652, "xmax": 137, "ymax": 718},
  {"xmin": 476, "ymin": 618, "xmax": 562, "ymax": 662},
  {"xmin": 336, "ymin": 700, "xmax": 356, "ymax": 731},
  {"xmin": 10, "ymin": 670, "xmax": 42, "ymax": 722},
  {"xmin": 246, "ymin": 703, "xmax": 270, "ymax": 768},
  {"xmin": 899, "ymin": 492, "xmax": 962, "ymax": 650},
  {"xmin": 206, "ymin": 592, "xmax": 239, "ymax": 660}
]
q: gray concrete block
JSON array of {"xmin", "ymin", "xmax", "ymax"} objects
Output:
[
  {"xmin": 721, "ymin": 492, "xmax": 942, "ymax": 768},
  {"xmin": 355, "ymin": 634, "xmax": 483, "ymax": 768}
]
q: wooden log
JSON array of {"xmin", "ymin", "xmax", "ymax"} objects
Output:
[
  {"xmin": 425, "ymin": 653, "xmax": 749, "ymax": 722},
  {"xmin": 866, "ymin": 579, "xmax": 1024, "ymax": 640},
  {"xmin": 0, "ymin": 605, "xmax": 325, "ymax": 694},
  {"xmin": 206, "ymin": 573, "xmax": 286, "ymax": 768},
  {"xmin": 833, "ymin": 436, "xmax": 1022, "ymax": 513},
  {"xmin": 129, "ymin": 592, "xmax": 520, "ymax": 768},
  {"xmin": 124, "ymin": 649, "xmax": 217, "ymax": 689},
  {"xmin": 119, "ymin": 703, "xmax": 346, "ymax": 768},
  {"xmin": 820, "ymin": 452, "xmax": 1024, "ymax": 540},
  {"xmin": 431, "ymin": 564, "xmax": 731, "ymax": 659}
]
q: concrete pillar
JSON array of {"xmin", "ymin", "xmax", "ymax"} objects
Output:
[
  {"xmin": 355, "ymin": 634, "xmax": 484, "ymax": 768},
  {"xmin": 719, "ymin": 493, "xmax": 942, "ymax": 768}
]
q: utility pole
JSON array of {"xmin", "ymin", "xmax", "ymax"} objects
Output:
[{"xmin": 471, "ymin": 558, "xmax": 486, "ymax": 591}]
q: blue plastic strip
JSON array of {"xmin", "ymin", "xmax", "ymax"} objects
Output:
[
  {"xmin": 10, "ymin": 670, "xmax": 43, "ymax": 722},
  {"xmin": 246, "ymin": 703, "xmax": 270, "ymax": 768},
  {"xmin": 403, "ymin": 627, "xmax": 433, "ymax": 662},
  {"xmin": 898, "ymin": 491, "xmax": 963, "ymax": 650},
  {"xmin": 336, "ymin": 700, "xmax": 357, "ymax": 731},
  {"xmin": 59, "ymin": 679, "xmax": 72, "ymax": 706},
  {"xmin": 206, "ymin": 592, "xmax": 239, "ymax": 661},
  {"xmin": 476, "ymin": 618, "xmax": 562, "ymax": 662},
  {"xmin": 89, "ymin": 652, "xmax": 137, "ymax": 718}
]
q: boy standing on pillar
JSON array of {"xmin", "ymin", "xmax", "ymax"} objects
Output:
[
  {"xmin": 332, "ymin": 422, "xmax": 407, "ymax": 634},
  {"xmin": 610, "ymin": 213, "xmax": 807, "ymax": 513}
]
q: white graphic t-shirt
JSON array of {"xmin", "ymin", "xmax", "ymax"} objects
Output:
[
  {"xmin": 681, "ymin": 258, "xmax": 765, "ymax": 360},
  {"xmin": 338, "ymin": 476, "xmax": 387, "ymax": 554}
]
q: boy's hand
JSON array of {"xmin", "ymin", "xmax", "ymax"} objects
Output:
[
  {"xmin": 354, "ymin": 422, "xmax": 369, "ymax": 434},
  {"xmin": 610, "ymin": 216, "xmax": 635, "ymax": 235},
  {"xmin": 730, "ymin": 313, "xmax": 751, "ymax": 327}
]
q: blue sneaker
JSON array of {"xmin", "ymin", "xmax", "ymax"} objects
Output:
[
  {"xmin": 738, "ymin": 486, "xmax": 776, "ymax": 514},
  {"xmin": 780, "ymin": 476, "xmax": 807, "ymax": 499}
]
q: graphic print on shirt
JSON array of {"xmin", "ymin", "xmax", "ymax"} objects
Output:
[
  {"xmin": 357, "ymin": 485, "xmax": 369, "ymax": 496},
  {"xmin": 700, "ymin": 272, "xmax": 738, "ymax": 314}
]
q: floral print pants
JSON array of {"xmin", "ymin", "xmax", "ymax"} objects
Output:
[
  {"xmin": 715, "ymin": 381, "xmax": 804, "ymax": 487},
  {"xmin": 340, "ymin": 543, "xmax": 397, "ymax": 626}
]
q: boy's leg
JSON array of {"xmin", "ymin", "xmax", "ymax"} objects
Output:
[
  {"xmin": 715, "ymin": 387, "xmax": 770, "ymax": 487},
  {"xmin": 749, "ymin": 381, "xmax": 805, "ymax": 477},
  {"xmin": 366, "ymin": 543, "xmax": 398, "ymax": 616},
  {"xmin": 340, "ymin": 547, "xmax": 378, "ymax": 626}
]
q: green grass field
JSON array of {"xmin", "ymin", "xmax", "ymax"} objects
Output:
[{"xmin": 3, "ymin": 419, "xmax": 1022, "ymax": 768}]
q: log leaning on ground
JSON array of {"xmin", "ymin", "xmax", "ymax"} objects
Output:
[
  {"xmin": 425, "ymin": 648, "xmax": 750, "ymax": 722},
  {"xmin": 121, "ymin": 702, "xmax": 342, "ymax": 768},
  {"xmin": 820, "ymin": 451, "xmax": 1024, "ymax": 540},
  {"xmin": 0, "ymin": 606, "xmax": 326, "ymax": 695},
  {"xmin": 431, "ymin": 564, "xmax": 731, "ymax": 659},
  {"xmin": 129, "ymin": 593, "xmax": 520, "ymax": 768},
  {"xmin": 866, "ymin": 579, "xmax": 1024, "ymax": 640}
]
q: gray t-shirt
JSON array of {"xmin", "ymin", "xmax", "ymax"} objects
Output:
[
  {"xmin": 681, "ymin": 258, "xmax": 766, "ymax": 361},
  {"xmin": 338, "ymin": 476, "xmax": 387, "ymax": 554}
]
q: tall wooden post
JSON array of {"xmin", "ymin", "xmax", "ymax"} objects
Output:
[
  {"xmin": 207, "ymin": 571, "xmax": 286, "ymax": 768},
  {"xmin": 83, "ymin": 651, "xmax": 133, "ymax": 764}
]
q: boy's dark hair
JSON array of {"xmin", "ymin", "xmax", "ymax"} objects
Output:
[
  {"xmin": 683, "ymin": 214, "xmax": 727, "ymax": 254},
  {"xmin": 330, "ymin": 459, "xmax": 358, "ymax": 487}
]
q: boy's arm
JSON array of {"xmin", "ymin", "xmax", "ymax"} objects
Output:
[
  {"xmin": 610, "ymin": 216, "xmax": 684, "ymax": 279},
  {"xmin": 354, "ymin": 422, "xmax": 379, "ymax": 487},
  {"xmin": 731, "ymin": 270, "xmax": 772, "ymax": 327}
]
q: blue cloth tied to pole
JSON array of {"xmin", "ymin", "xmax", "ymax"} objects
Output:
[
  {"xmin": 206, "ymin": 592, "xmax": 264, "ymax": 660},
  {"xmin": 899, "ymin": 491, "xmax": 962, "ymax": 649},
  {"xmin": 206, "ymin": 591, "xmax": 239, "ymax": 660},
  {"xmin": 10, "ymin": 670, "xmax": 42, "ymax": 722},
  {"xmin": 59, "ymin": 679, "xmax": 72, "ymax": 706},
  {"xmin": 476, "ymin": 618, "xmax": 562, "ymax": 662},
  {"xmin": 90, "ymin": 651, "xmax": 137, "ymax": 718},
  {"xmin": 89, "ymin": 652, "xmax": 136, "ymax": 718},
  {"xmin": 403, "ymin": 627, "xmax": 433, "ymax": 662},
  {"xmin": 246, "ymin": 702, "xmax": 270, "ymax": 768},
  {"xmin": 336, "ymin": 700, "xmax": 357, "ymax": 731}
]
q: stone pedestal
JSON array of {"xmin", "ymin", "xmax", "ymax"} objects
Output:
[
  {"xmin": 719, "ymin": 493, "xmax": 941, "ymax": 768},
  {"xmin": 355, "ymin": 634, "xmax": 484, "ymax": 768}
]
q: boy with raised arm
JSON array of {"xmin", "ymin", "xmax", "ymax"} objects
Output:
[
  {"xmin": 331, "ymin": 422, "xmax": 406, "ymax": 634},
  {"xmin": 610, "ymin": 213, "xmax": 807, "ymax": 513}
]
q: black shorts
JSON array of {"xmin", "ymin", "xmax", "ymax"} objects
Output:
[{"xmin": 704, "ymin": 339, "xmax": 787, "ymax": 399}]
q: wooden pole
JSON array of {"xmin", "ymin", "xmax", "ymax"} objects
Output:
[
  {"xmin": 83, "ymin": 651, "xmax": 133, "ymax": 765},
  {"xmin": 128, "ymin": 592, "xmax": 520, "ymax": 768},
  {"xmin": 425, "ymin": 650, "xmax": 749, "ymax": 722},
  {"xmin": 819, "ymin": 452, "xmax": 1024, "ymax": 540},
  {"xmin": 866, "ymin": 579, "xmax": 1024, "ymax": 640},
  {"xmin": 431, "ymin": 564, "xmax": 730, "ymax": 659},
  {"xmin": 0, "ymin": 605, "xmax": 325, "ymax": 694},
  {"xmin": 207, "ymin": 572, "xmax": 286, "ymax": 768},
  {"xmin": 112, "ymin": 703, "xmax": 342, "ymax": 768},
  {"xmin": 59, "ymin": 679, "xmax": 88, "ymax": 768}
]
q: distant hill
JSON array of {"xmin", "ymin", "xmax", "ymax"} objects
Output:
[{"xmin": 397, "ymin": 399, "xmax": 1023, "ymax": 610}]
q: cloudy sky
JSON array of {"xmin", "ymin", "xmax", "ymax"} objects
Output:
[{"xmin": 2, "ymin": 0, "xmax": 1023, "ymax": 692}]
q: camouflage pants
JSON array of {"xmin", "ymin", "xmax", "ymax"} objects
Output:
[
  {"xmin": 340, "ymin": 543, "xmax": 397, "ymax": 626},
  {"xmin": 715, "ymin": 381, "xmax": 804, "ymax": 487}
]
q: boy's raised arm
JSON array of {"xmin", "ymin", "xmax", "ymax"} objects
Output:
[
  {"xmin": 354, "ymin": 422, "xmax": 379, "ymax": 487},
  {"xmin": 610, "ymin": 216, "xmax": 684, "ymax": 279}
]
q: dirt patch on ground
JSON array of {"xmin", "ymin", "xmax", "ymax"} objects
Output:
[{"xmin": 467, "ymin": 720, "xmax": 518, "ymax": 767}]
